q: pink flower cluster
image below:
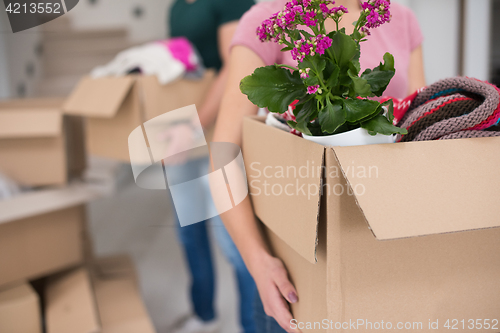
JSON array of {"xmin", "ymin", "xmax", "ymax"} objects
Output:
[
  {"xmin": 319, "ymin": 3, "xmax": 348, "ymax": 18},
  {"xmin": 361, "ymin": 0, "xmax": 391, "ymax": 32},
  {"xmin": 256, "ymin": 0, "xmax": 348, "ymax": 43},
  {"xmin": 291, "ymin": 34, "xmax": 332, "ymax": 62}
]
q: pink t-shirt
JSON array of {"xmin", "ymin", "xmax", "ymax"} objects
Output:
[{"xmin": 231, "ymin": 1, "xmax": 423, "ymax": 99}]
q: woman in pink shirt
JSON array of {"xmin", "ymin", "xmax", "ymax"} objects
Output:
[{"xmin": 213, "ymin": 1, "xmax": 426, "ymax": 332}]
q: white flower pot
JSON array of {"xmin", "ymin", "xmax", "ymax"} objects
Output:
[{"xmin": 302, "ymin": 127, "xmax": 395, "ymax": 147}]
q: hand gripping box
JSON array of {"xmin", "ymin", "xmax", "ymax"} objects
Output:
[
  {"xmin": 243, "ymin": 116, "xmax": 500, "ymax": 332},
  {"xmin": 0, "ymin": 99, "xmax": 86, "ymax": 187},
  {"xmin": 63, "ymin": 72, "xmax": 215, "ymax": 161}
]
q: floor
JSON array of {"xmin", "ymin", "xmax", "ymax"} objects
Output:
[{"xmin": 86, "ymin": 160, "xmax": 240, "ymax": 333}]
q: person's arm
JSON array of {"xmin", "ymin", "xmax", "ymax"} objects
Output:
[
  {"xmin": 213, "ymin": 45, "xmax": 301, "ymax": 333},
  {"xmin": 407, "ymin": 45, "xmax": 426, "ymax": 95},
  {"xmin": 198, "ymin": 21, "xmax": 238, "ymax": 129}
]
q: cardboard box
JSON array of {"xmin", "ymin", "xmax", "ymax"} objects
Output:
[
  {"xmin": 92, "ymin": 256, "xmax": 156, "ymax": 333},
  {"xmin": 45, "ymin": 267, "xmax": 101, "ymax": 333},
  {"xmin": 0, "ymin": 184, "xmax": 100, "ymax": 287},
  {"xmin": 44, "ymin": 256, "xmax": 154, "ymax": 333},
  {"xmin": 0, "ymin": 282, "xmax": 42, "ymax": 333},
  {"xmin": 63, "ymin": 72, "xmax": 216, "ymax": 161},
  {"xmin": 0, "ymin": 98, "xmax": 86, "ymax": 186},
  {"xmin": 243, "ymin": 116, "xmax": 500, "ymax": 332}
]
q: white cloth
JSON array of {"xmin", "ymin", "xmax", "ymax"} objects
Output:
[{"xmin": 91, "ymin": 43, "xmax": 186, "ymax": 85}]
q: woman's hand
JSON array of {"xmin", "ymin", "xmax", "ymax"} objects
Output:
[{"xmin": 252, "ymin": 253, "xmax": 302, "ymax": 333}]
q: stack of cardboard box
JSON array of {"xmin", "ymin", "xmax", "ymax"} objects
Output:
[{"xmin": 0, "ymin": 98, "xmax": 157, "ymax": 333}]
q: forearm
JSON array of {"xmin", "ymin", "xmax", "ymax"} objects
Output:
[
  {"xmin": 198, "ymin": 66, "xmax": 230, "ymax": 129},
  {"xmin": 218, "ymin": 195, "xmax": 273, "ymax": 274}
]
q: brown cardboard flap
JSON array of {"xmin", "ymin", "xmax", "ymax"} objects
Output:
[
  {"xmin": 45, "ymin": 268, "xmax": 100, "ymax": 333},
  {"xmin": 63, "ymin": 76, "xmax": 135, "ymax": 118},
  {"xmin": 243, "ymin": 117, "xmax": 325, "ymax": 264},
  {"xmin": 331, "ymin": 137, "xmax": 500, "ymax": 240},
  {"xmin": 0, "ymin": 110, "xmax": 62, "ymax": 138}
]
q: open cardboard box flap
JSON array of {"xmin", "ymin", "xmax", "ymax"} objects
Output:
[
  {"xmin": 244, "ymin": 116, "xmax": 500, "ymax": 264},
  {"xmin": 244, "ymin": 117, "xmax": 324, "ymax": 264},
  {"xmin": 332, "ymin": 136, "xmax": 500, "ymax": 240},
  {"xmin": 63, "ymin": 76, "xmax": 135, "ymax": 118},
  {"xmin": 0, "ymin": 110, "xmax": 62, "ymax": 139}
]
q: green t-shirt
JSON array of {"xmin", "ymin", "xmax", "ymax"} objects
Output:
[{"xmin": 169, "ymin": 0, "xmax": 254, "ymax": 71}]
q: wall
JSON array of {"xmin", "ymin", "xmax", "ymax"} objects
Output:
[
  {"xmin": 0, "ymin": 8, "xmax": 42, "ymax": 98},
  {"xmin": 0, "ymin": 11, "xmax": 10, "ymax": 98},
  {"xmin": 463, "ymin": 0, "xmax": 491, "ymax": 81},
  {"xmin": 67, "ymin": 0, "xmax": 174, "ymax": 43},
  {"xmin": 393, "ymin": 0, "xmax": 460, "ymax": 84}
]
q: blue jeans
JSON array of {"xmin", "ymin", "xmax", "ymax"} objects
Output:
[
  {"xmin": 166, "ymin": 157, "xmax": 257, "ymax": 333},
  {"xmin": 253, "ymin": 292, "xmax": 288, "ymax": 333}
]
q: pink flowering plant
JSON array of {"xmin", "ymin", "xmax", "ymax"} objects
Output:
[{"xmin": 240, "ymin": 0, "xmax": 407, "ymax": 136}]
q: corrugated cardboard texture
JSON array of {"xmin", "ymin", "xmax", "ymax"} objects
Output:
[
  {"xmin": 243, "ymin": 117, "xmax": 324, "ymax": 264},
  {"xmin": 331, "ymin": 137, "xmax": 500, "ymax": 240},
  {"xmin": 0, "ymin": 110, "xmax": 66, "ymax": 186},
  {"xmin": 63, "ymin": 76, "xmax": 135, "ymax": 118},
  {"xmin": 0, "ymin": 99, "xmax": 87, "ymax": 186},
  {"xmin": 243, "ymin": 117, "xmax": 500, "ymax": 332},
  {"xmin": 86, "ymin": 83, "xmax": 142, "ymax": 161},
  {"xmin": 325, "ymin": 173, "xmax": 500, "ymax": 331},
  {"xmin": 93, "ymin": 256, "xmax": 155, "ymax": 333},
  {"xmin": 140, "ymin": 71, "xmax": 215, "ymax": 120},
  {"xmin": 0, "ymin": 184, "xmax": 99, "ymax": 224},
  {"xmin": 0, "ymin": 282, "xmax": 41, "ymax": 333},
  {"xmin": 0, "ymin": 206, "xmax": 84, "ymax": 288},
  {"xmin": 0, "ymin": 98, "xmax": 65, "ymax": 109},
  {"xmin": 63, "ymin": 72, "xmax": 215, "ymax": 162},
  {"xmin": 0, "ymin": 110, "xmax": 62, "ymax": 138},
  {"xmin": 45, "ymin": 268, "xmax": 100, "ymax": 333}
]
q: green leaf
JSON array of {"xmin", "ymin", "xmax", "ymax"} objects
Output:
[
  {"xmin": 360, "ymin": 52, "xmax": 395, "ymax": 97},
  {"xmin": 381, "ymin": 99, "xmax": 395, "ymax": 123},
  {"xmin": 240, "ymin": 66, "xmax": 306, "ymax": 113},
  {"xmin": 351, "ymin": 28, "xmax": 362, "ymax": 41},
  {"xmin": 289, "ymin": 29, "xmax": 301, "ymax": 41},
  {"xmin": 304, "ymin": 76, "xmax": 320, "ymax": 86},
  {"xmin": 361, "ymin": 114, "xmax": 408, "ymax": 135},
  {"xmin": 318, "ymin": 100, "xmax": 346, "ymax": 134},
  {"xmin": 295, "ymin": 98, "xmax": 317, "ymax": 124},
  {"xmin": 343, "ymin": 98, "xmax": 380, "ymax": 123},
  {"xmin": 381, "ymin": 52, "xmax": 395, "ymax": 71},
  {"xmin": 349, "ymin": 59, "xmax": 361, "ymax": 76},
  {"xmin": 288, "ymin": 120, "xmax": 312, "ymax": 136},
  {"xmin": 325, "ymin": 64, "xmax": 340, "ymax": 88},
  {"xmin": 348, "ymin": 69, "xmax": 371, "ymax": 97},
  {"xmin": 330, "ymin": 31, "xmax": 358, "ymax": 68}
]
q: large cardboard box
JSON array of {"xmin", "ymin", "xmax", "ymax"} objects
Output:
[
  {"xmin": 243, "ymin": 116, "xmax": 500, "ymax": 332},
  {"xmin": 0, "ymin": 282, "xmax": 42, "ymax": 333},
  {"xmin": 63, "ymin": 72, "xmax": 215, "ymax": 161},
  {"xmin": 44, "ymin": 256, "xmax": 155, "ymax": 333},
  {"xmin": 0, "ymin": 184, "xmax": 100, "ymax": 287},
  {"xmin": 45, "ymin": 267, "xmax": 101, "ymax": 333},
  {"xmin": 92, "ymin": 256, "xmax": 156, "ymax": 333},
  {"xmin": 0, "ymin": 98, "xmax": 86, "ymax": 186}
]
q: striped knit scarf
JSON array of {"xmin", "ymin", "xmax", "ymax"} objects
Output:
[{"xmin": 394, "ymin": 77, "xmax": 500, "ymax": 142}]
